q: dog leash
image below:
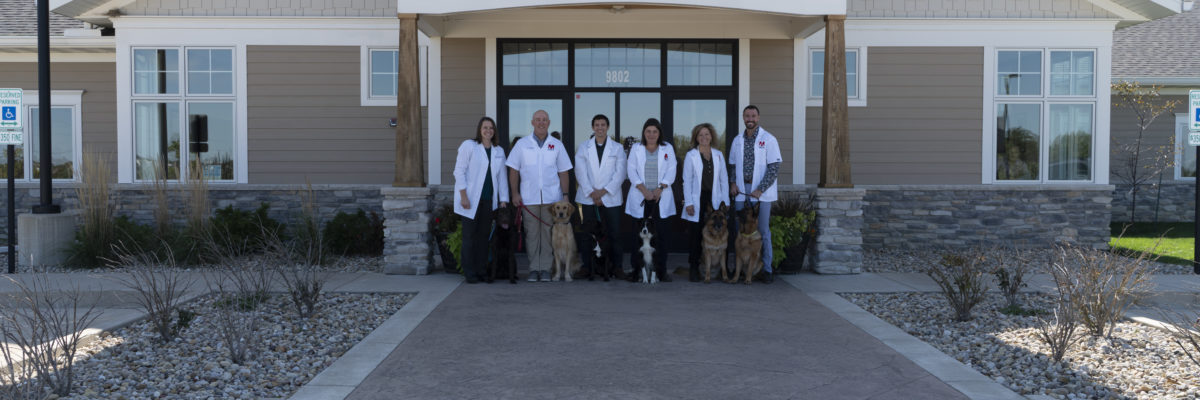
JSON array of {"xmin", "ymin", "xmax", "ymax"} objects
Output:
[
  {"xmin": 514, "ymin": 208, "xmax": 524, "ymax": 252},
  {"xmin": 519, "ymin": 204, "xmax": 554, "ymax": 228}
]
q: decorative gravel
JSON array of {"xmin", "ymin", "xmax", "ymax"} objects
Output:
[
  {"xmin": 863, "ymin": 248, "xmax": 1194, "ymax": 275},
  {"xmin": 44, "ymin": 291, "xmax": 412, "ymax": 399},
  {"xmin": 842, "ymin": 292, "xmax": 1200, "ymax": 399},
  {"xmin": 2, "ymin": 254, "xmax": 386, "ymax": 274}
]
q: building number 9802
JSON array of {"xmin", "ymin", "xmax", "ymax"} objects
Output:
[{"xmin": 605, "ymin": 70, "xmax": 631, "ymax": 84}]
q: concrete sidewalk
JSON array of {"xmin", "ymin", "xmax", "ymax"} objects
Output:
[{"xmin": 1, "ymin": 269, "xmax": 1197, "ymax": 399}]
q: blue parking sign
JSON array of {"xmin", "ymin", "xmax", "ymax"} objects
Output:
[{"xmin": 1, "ymin": 107, "xmax": 14, "ymax": 122}]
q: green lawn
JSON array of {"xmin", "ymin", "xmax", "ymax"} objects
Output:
[{"xmin": 1110, "ymin": 222, "xmax": 1196, "ymax": 266}]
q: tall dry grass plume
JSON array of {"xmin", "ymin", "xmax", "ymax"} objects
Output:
[
  {"xmin": 150, "ymin": 159, "xmax": 172, "ymax": 236},
  {"xmin": 184, "ymin": 159, "xmax": 210, "ymax": 234},
  {"xmin": 75, "ymin": 151, "xmax": 114, "ymax": 247}
]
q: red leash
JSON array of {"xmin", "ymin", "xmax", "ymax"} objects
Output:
[{"xmin": 513, "ymin": 203, "xmax": 557, "ymax": 252}]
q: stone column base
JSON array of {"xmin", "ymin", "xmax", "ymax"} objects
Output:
[
  {"xmin": 17, "ymin": 211, "xmax": 77, "ymax": 267},
  {"xmin": 382, "ymin": 186, "xmax": 433, "ymax": 275},
  {"xmin": 813, "ymin": 188, "xmax": 865, "ymax": 274}
]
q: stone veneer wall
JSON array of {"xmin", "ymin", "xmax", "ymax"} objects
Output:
[
  {"xmin": 381, "ymin": 187, "xmax": 433, "ymax": 274},
  {"xmin": 0, "ymin": 184, "xmax": 384, "ymax": 242},
  {"xmin": 856, "ymin": 185, "xmax": 1113, "ymax": 249},
  {"xmin": 1111, "ymin": 182, "xmax": 1195, "ymax": 222}
]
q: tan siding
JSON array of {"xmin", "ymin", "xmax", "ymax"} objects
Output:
[
  {"xmin": 749, "ymin": 39, "xmax": 794, "ymax": 185},
  {"xmin": 847, "ymin": 0, "xmax": 1116, "ymax": 18},
  {"xmin": 1109, "ymin": 94, "xmax": 1189, "ymax": 182},
  {"xmin": 806, "ymin": 47, "xmax": 984, "ymax": 185},
  {"xmin": 440, "ymin": 38, "xmax": 485, "ymax": 184},
  {"xmin": 247, "ymin": 45, "xmax": 400, "ymax": 184},
  {"xmin": 0, "ymin": 62, "xmax": 117, "ymax": 182}
]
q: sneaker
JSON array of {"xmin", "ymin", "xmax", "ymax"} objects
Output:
[
  {"xmin": 527, "ymin": 271, "xmax": 539, "ymax": 282},
  {"xmin": 539, "ymin": 271, "xmax": 552, "ymax": 282}
]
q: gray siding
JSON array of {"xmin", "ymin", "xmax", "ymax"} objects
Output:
[
  {"xmin": 1109, "ymin": 94, "xmax": 1189, "ymax": 182},
  {"xmin": 0, "ymin": 62, "xmax": 117, "ymax": 182},
  {"xmin": 749, "ymin": 39, "xmax": 795, "ymax": 185},
  {"xmin": 247, "ymin": 45, "xmax": 414, "ymax": 184},
  {"xmin": 440, "ymin": 38, "xmax": 485, "ymax": 185},
  {"xmin": 121, "ymin": 0, "xmax": 395, "ymax": 16},
  {"xmin": 806, "ymin": 47, "xmax": 984, "ymax": 185},
  {"xmin": 848, "ymin": 0, "xmax": 1117, "ymax": 18}
]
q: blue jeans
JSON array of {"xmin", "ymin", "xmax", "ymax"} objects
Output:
[{"xmin": 734, "ymin": 200, "xmax": 773, "ymax": 274}]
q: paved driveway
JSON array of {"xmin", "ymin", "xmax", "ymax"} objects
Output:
[{"xmin": 347, "ymin": 279, "xmax": 967, "ymax": 400}]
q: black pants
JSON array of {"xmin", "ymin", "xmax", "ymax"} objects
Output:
[
  {"xmin": 631, "ymin": 212, "xmax": 670, "ymax": 278},
  {"xmin": 581, "ymin": 204, "xmax": 623, "ymax": 275},
  {"xmin": 460, "ymin": 200, "xmax": 493, "ymax": 282}
]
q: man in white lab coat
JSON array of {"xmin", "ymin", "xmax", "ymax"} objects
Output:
[
  {"xmin": 728, "ymin": 105, "xmax": 782, "ymax": 284},
  {"xmin": 507, "ymin": 110, "xmax": 573, "ymax": 282}
]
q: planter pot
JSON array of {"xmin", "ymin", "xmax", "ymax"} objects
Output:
[
  {"xmin": 777, "ymin": 236, "xmax": 813, "ymax": 275},
  {"xmin": 433, "ymin": 233, "xmax": 459, "ymax": 274}
]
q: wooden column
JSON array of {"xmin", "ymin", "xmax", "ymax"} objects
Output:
[
  {"xmin": 394, "ymin": 14, "xmax": 426, "ymax": 187},
  {"xmin": 819, "ymin": 15, "xmax": 852, "ymax": 188}
]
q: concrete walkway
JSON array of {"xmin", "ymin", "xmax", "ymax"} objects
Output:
[{"xmin": 1, "ymin": 270, "xmax": 1197, "ymax": 400}]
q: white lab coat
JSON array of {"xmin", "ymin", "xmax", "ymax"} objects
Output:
[
  {"xmin": 728, "ymin": 127, "xmax": 783, "ymax": 202},
  {"xmin": 505, "ymin": 135, "xmax": 573, "ymax": 206},
  {"xmin": 624, "ymin": 142, "xmax": 677, "ymax": 219},
  {"xmin": 574, "ymin": 136, "xmax": 627, "ymax": 207},
  {"xmin": 452, "ymin": 140, "xmax": 509, "ymax": 219},
  {"xmin": 681, "ymin": 148, "xmax": 730, "ymax": 223}
]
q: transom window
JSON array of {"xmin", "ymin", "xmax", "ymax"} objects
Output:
[
  {"xmin": 131, "ymin": 47, "xmax": 236, "ymax": 182},
  {"xmin": 993, "ymin": 49, "xmax": 1097, "ymax": 183}
]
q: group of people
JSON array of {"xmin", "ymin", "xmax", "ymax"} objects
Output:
[{"xmin": 451, "ymin": 105, "xmax": 783, "ymax": 284}]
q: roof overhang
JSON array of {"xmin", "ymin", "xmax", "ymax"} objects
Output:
[
  {"xmin": 1088, "ymin": 0, "xmax": 1183, "ymax": 27},
  {"xmin": 399, "ymin": 0, "xmax": 846, "ymax": 16}
]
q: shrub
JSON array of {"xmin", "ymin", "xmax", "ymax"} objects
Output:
[
  {"xmin": 209, "ymin": 203, "xmax": 283, "ymax": 256},
  {"xmin": 926, "ymin": 250, "xmax": 990, "ymax": 322},
  {"xmin": 769, "ymin": 209, "xmax": 815, "ymax": 268},
  {"xmin": 1159, "ymin": 309, "xmax": 1200, "ymax": 368},
  {"xmin": 0, "ymin": 275, "xmax": 100, "ymax": 398},
  {"xmin": 992, "ymin": 247, "xmax": 1030, "ymax": 309},
  {"xmin": 324, "ymin": 209, "xmax": 385, "ymax": 256},
  {"xmin": 68, "ymin": 151, "xmax": 115, "ymax": 268},
  {"xmin": 447, "ymin": 224, "xmax": 463, "ymax": 273},
  {"xmin": 1056, "ymin": 244, "xmax": 1154, "ymax": 338},
  {"xmin": 112, "ymin": 241, "xmax": 193, "ymax": 343}
]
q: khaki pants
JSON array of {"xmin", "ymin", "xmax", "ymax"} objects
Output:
[{"xmin": 522, "ymin": 204, "xmax": 554, "ymax": 272}]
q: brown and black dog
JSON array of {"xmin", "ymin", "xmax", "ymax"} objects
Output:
[
  {"xmin": 489, "ymin": 203, "xmax": 519, "ymax": 284},
  {"xmin": 550, "ymin": 200, "xmax": 581, "ymax": 282},
  {"xmin": 701, "ymin": 204, "xmax": 730, "ymax": 284},
  {"xmin": 730, "ymin": 203, "xmax": 763, "ymax": 285}
]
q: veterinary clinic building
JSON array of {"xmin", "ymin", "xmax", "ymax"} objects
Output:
[{"xmin": 0, "ymin": 0, "xmax": 1185, "ymax": 273}]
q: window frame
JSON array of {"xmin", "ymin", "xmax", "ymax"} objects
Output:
[
  {"xmin": 131, "ymin": 48, "xmax": 181, "ymax": 98},
  {"xmin": 130, "ymin": 46, "xmax": 237, "ymax": 184},
  {"xmin": 15, "ymin": 90, "xmax": 83, "ymax": 183},
  {"xmin": 805, "ymin": 47, "xmax": 867, "ymax": 107},
  {"xmin": 183, "ymin": 47, "xmax": 235, "ymax": 97},
  {"xmin": 990, "ymin": 47, "xmax": 1098, "ymax": 184},
  {"xmin": 1177, "ymin": 113, "xmax": 1195, "ymax": 181},
  {"xmin": 361, "ymin": 46, "xmax": 427, "ymax": 107}
]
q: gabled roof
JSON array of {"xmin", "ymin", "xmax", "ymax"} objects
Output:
[
  {"xmin": 0, "ymin": 0, "xmax": 88, "ymax": 36},
  {"xmin": 1112, "ymin": 4, "xmax": 1200, "ymax": 82}
]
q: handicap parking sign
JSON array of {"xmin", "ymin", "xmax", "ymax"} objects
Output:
[
  {"xmin": 1, "ymin": 107, "xmax": 15, "ymax": 121},
  {"xmin": 0, "ymin": 89, "xmax": 20, "ymax": 130}
]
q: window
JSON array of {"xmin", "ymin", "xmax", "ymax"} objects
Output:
[
  {"xmin": 1178, "ymin": 114, "xmax": 1196, "ymax": 179},
  {"xmin": 131, "ymin": 47, "xmax": 235, "ymax": 182},
  {"xmin": 992, "ymin": 49, "xmax": 1096, "ymax": 182},
  {"xmin": 361, "ymin": 46, "xmax": 427, "ymax": 106},
  {"xmin": 807, "ymin": 48, "xmax": 866, "ymax": 106},
  {"xmin": 0, "ymin": 91, "xmax": 81, "ymax": 181},
  {"xmin": 666, "ymin": 42, "xmax": 733, "ymax": 86},
  {"xmin": 502, "ymin": 42, "xmax": 568, "ymax": 86},
  {"xmin": 576, "ymin": 43, "xmax": 662, "ymax": 88}
]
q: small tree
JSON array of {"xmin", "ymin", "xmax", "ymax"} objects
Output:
[{"xmin": 1111, "ymin": 81, "xmax": 1181, "ymax": 222}]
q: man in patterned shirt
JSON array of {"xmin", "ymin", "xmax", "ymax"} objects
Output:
[{"xmin": 728, "ymin": 105, "xmax": 782, "ymax": 284}]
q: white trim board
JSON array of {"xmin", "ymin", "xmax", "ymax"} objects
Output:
[
  {"xmin": 792, "ymin": 38, "xmax": 806, "ymax": 185},
  {"xmin": 841, "ymin": 19, "xmax": 1119, "ymax": 47},
  {"xmin": 399, "ymin": 0, "xmax": 846, "ymax": 15},
  {"xmin": 427, "ymin": 37, "xmax": 442, "ymax": 185}
]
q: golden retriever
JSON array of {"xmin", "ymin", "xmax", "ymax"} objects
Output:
[{"xmin": 550, "ymin": 200, "xmax": 581, "ymax": 282}]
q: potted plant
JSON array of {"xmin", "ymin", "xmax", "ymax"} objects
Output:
[
  {"xmin": 431, "ymin": 205, "xmax": 461, "ymax": 274},
  {"xmin": 770, "ymin": 195, "xmax": 817, "ymax": 274}
]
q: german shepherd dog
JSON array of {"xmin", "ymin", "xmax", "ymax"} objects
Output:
[
  {"xmin": 730, "ymin": 202, "xmax": 763, "ymax": 285},
  {"xmin": 701, "ymin": 204, "xmax": 730, "ymax": 284},
  {"xmin": 550, "ymin": 200, "xmax": 581, "ymax": 282},
  {"xmin": 489, "ymin": 203, "xmax": 519, "ymax": 284}
]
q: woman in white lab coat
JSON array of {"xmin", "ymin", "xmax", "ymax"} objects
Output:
[
  {"xmin": 574, "ymin": 114, "xmax": 627, "ymax": 280},
  {"xmin": 452, "ymin": 116, "xmax": 509, "ymax": 284},
  {"xmin": 624, "ymin": 118, "xmax": 676, "ymax": 282},
  {"xmin": 682, "ymin": 123, "xmax": 730, "ymax": 282}
]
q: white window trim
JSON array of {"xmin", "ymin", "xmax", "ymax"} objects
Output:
[
  {"xmin": 360, "ymin": 45, "xmax": 428, "ymax": 107},
  {"xmin": 995, "ymin": 48, "xmax": 1045, "ymax": 98},
  {"xmin": 128, "ymin": 45, "xmax": 239, "ymax": 184},
  {"xmin": 1046, "ymin": 49, "xmax": 1098, "ymax": 98},
  {"xmin": 1176, "ymin": 113, "xmax": 1194, "ymax": 181},
  {"xmin": 987, "ymin": 47, "xmax": 1102, "ymax": 185},
  {"xmin": 804, "ymin": 46, "xmax": 867, "ymax": 107},
  {"xmin": 19, "ymin": 90, "xmax": 84, "ymax": 182}
]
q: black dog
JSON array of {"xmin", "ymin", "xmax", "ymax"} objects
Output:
[
  {"xmin": 581, "ymin": 217, "xmax": 622, "ymax": 282},
  {"xmin": 489, "ymin": 203, "xmax": 519, "ymax": 284}
]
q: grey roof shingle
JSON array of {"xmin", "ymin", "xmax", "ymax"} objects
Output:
[
  {"xmin": 1113, "ymin": 6, "xmax": 1200, "ymax": 78},
  {"xmin": 0, "ymin": 0, "xmax": 88, "ymax": 36}
]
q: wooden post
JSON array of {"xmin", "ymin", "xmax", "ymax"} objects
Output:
[
  {"xmin": 819, "ymin": 15, "xmax": 852, "ymax": 188},
  {"xmin": 394, "ymin": 14, "xmax": 426, "ymax": 187}
]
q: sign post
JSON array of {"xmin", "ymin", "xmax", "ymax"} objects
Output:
[
  {"xmin": 1190, "ymin": 89, "xmax": 1200, "ymax": 274},
  {"xmin": 0, "ymin": 88, "xmax": 21, "ymax": 274}
]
